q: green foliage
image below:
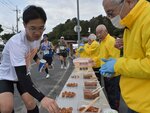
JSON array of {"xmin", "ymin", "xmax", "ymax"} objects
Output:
[
  {"xmin": 0, "ymin": 25, "xmax": 13, "ymax": 41},
  {"xmin": 0, "ymin": 25, "xmax": 3, "ymax": 33},
  {"xmin": 1, "ymin": 33, "xmax": 15, "ymax": 41},
  {"xmin": 48, "ymin": 15, "xmax": 123, "ymax": 45}
]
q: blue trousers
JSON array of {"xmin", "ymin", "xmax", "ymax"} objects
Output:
[{"xmin": 104, "ymin": 76, "xmax": 120, "ymax": 111}]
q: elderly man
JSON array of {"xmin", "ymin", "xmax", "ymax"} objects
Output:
[
  {"xmin": 96, "ymin": 24, "xmax": 120, "ymax": 111},
  {"xmin": 84, "ymin": 34, "xmax": 101, "ymax": 85},
  {"xmin": 100, "ymin": 0, "xmax": 150, "ymax": 113}
]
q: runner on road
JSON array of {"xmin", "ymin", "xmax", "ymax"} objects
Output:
[
  {"xmin": 58, "ymin": 36, "xmax": 68, "ymax": 69},
  {"xmin": 40, "ymin": 34, "xmax": 54, "ymax": 78}
]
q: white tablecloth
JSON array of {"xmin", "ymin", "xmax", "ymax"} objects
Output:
[{"xmin": 56, "ymin": 68, "xmax": 110, "ymax": 113}]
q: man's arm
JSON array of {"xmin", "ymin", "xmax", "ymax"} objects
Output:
[
  {"xmin": 15, "ymin": 66, "xmax": 45, "ymax": 102},
  {"xmin": 33, "ymin": 53, "xmax": 41, "ymax": 65}
]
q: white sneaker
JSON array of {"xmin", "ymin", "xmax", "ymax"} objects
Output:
[
  {"xmin": 46, "ymin": 74, "xmax": 50, "ymax": 78},
  {"xmin": 61, "ymin": 65, "xmax": 63, "ymax": 69},
  {"xmin": 48, "ymin": 64, "xmax": 54, "ymax": 70},
  {"xmin": 51, "ymin": 64, "xmax": 54, "ymax": 69},
  {"xmin": 64, "ymin": 66, "xmax": 67, "ymax": 69}
]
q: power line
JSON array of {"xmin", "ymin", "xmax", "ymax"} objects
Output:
[
  {"xmin": 0, "ymin": 1, "xmax": 20, "ymax": 33},
  {"xmin": 5, "ymin": 0, "xmax": 16, "ymax": 8},
  {"xmin": 0, "ymin": 0, "xmax": 14, "ymax": 11},
  {"xmin": 1, "ymin": 0, "xmax": 15, "ymax": 9}
]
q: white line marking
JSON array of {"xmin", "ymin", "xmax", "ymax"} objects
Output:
[{"xmin": 38, "ymin": 61, "xmax": 70, "ymax": 109}]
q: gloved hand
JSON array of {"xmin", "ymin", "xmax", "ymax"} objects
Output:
[
  {"xmin": 66, "ymin": 48, "xmax": 70, "ymax": 52},
  {"xmin": 80, "ymin": 43, "xmax": 84, "ymax": 46},
  {"xmin": 79, "ymin": 48, "xmax": 84, "ymax": 52},
  {"xmin": 99, "ymin": 72, "xmax": 114, "ymax": 77},
  {"xmin": 99, "ymin": 58, "xmax": 116, "ymax": 77}
]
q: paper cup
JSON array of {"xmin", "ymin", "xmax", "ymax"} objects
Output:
[{"xmin": 38, "ymin": 59, "xmax": 46, "ymax": 72}]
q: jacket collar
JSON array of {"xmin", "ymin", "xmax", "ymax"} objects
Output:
[
  {"xmin": 120, "ymin": 0, "xmax": 147, "ymax": 29},
  {"xmin": 103, "ymin": 34, "xmax": 110, "ymax": 42}
]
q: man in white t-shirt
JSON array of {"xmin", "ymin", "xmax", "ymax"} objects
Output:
[{"xmin": 0, "ymin": 5, "xmax": 59, "ymax": 113}]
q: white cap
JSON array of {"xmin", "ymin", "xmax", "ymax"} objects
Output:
[
  {"xmin": 88, "ymin": 33, "xmax": 96, "ymax": 41},
  {"xmin": 60, "ymin": 36, "xmax": 64, "ymax": 39}
]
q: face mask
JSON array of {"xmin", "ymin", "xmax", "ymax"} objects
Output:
[
  {"xmin": 110, "ymin": 1, "xmax": 125, "ymax": 29},
  {"xmin": 111, "ymin": 15, "xmax": 125, "ymax": 29}
]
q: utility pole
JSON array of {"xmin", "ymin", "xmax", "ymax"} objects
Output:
[
  {"xmin": 14, "ymin": 6, "xmax": 19, "ymax": 33},
  {"xmin": 12, "ymin": 26, "xmax": 15, "ymax": 34},
  {"xmin": 77, "ymin": 0, "xmax": 81, "ymax": 47}
]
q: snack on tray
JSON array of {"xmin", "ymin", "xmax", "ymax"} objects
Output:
[
  {"xmin": 62, "ymin": 91, "xmax": 76, "ymax": 98},
  {"xmin": 73, "ymin": 58, "xmax": 92, "ymax": 67},
  {"xmin": 71, "ymin": 75, "xmax": 79, "ymax": 79},
  {"xmin": 84, "ymin": 81, "xmax": 97, "ymax": 86},
  {"xmin": 84, "ymin": 81, "xmax": 97, "ymax": 89},
  {"xmin": 80, "ymin": 67, "xmax": 88, "ymax": 71},
  {"xmin": 84, "ymin": 89, "xmax": 100, "ymax": 99},
  {"xmin": 78, "ymin": 106, "xmax": 99, "ymax": 112},
  {"xmin": 60, "ymin": 107, "xmax": 73, "ymax": 113},
  {"xmin": 83, "ymin": 74, "xmax": 93, "ymax": 79},
  {"xmin": 73, "ymin": 58, "xmax": 94, "ymax": 71},
  {"xmin": 66, "ymin": 83, "xmax": 78, "ymax": 87}
]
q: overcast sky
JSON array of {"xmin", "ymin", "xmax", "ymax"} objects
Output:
[{"xmin": 0, "ymin": 0, "xmax": 106, "ymax": 34}]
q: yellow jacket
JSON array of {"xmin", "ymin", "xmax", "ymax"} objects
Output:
[
  {"xmin": 99, "ymin": 34, "xmax": 120, "ymax": 66},
  {"xmin": 84, "ymin": 40, "xmax": 100, "ymax": 68},
  {"xmin": 76, "ymin": 44, "xmax": 88, "ymax": 58},
  {"xmin": 114, "ymin": 0, "xmax": 150, "ymax": 112}
]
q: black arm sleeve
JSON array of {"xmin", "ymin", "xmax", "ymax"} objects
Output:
[
  {"xmin": 33, "ymin": 53, "xmax": 39, "ymax": 62},
  {"xmin": 15, "ymin": 66, "xmax": 45, "ymax": 102}
]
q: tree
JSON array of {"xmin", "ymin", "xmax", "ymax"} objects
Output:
[
  {"xmin": 1, "ymin": 33, "xmax": 15, "ymax": 41},
  {"xmin": 48, "ymin": 15, "xmax": 124, "ymax": 43},
  {"xmin": 0, "ymin": 25, "xmax": 3, "ymax": 33}
]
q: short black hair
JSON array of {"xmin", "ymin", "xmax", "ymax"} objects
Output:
[
  {"xmin": 43, "ymin": 34, "xmax": 48, "ymax": 38},
  {"xmin": 23, "ymin": 5, "xmax": 47, "ymax": 24}
]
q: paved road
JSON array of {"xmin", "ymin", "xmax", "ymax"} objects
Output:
[{"xmin": 0, "ymin": 52, "xmax": 127, "ymax": 113}]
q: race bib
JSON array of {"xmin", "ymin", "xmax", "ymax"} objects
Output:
[
  {"xmin": 60, "ymin": 46, "xmax": 65, "ymax": 50},
  {"xmin": 44, "ymin": 50, "xmax": 49, "ymax": 55}
]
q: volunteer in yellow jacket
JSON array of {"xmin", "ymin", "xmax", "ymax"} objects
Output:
[
  {"xmin": 84, "ymin": 34, "xmax": 101, "ymax": 85},
  {"xmin": 101, "ymin": 0, "xmax": 150, "ymax": 112},
  {"xmin": 76, "ymin": 38, "xmax": 88, "ymax": 58},
  {"xmin": 96, "ymin": 24, "xmax": 120, "ymax": 111}
]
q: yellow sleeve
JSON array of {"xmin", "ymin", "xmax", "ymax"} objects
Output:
[
  {"xmin": 106, "ymin": 37, "xmax": 120, "ymax": 58},
  {"xmin": 115, "ymin": 21, "xmax": 150, "ymax": 79},
  {"xmin": 75, "ymin": 49, "xmax": 79, "ymax": 57},
  {"xmin": 84, "ymin": 43, "xmax": 90, "ymax": 56},
  {"xmin": 115, "ymin": 56, "xmax": 150, "ymax": 78},
  {"xmin": 84, "ymin": 41, "xmax": 99, "ymax": 55},
  {"xmin": 92, "ymin": 56, "xmax": 101, "ymax": 68}
]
